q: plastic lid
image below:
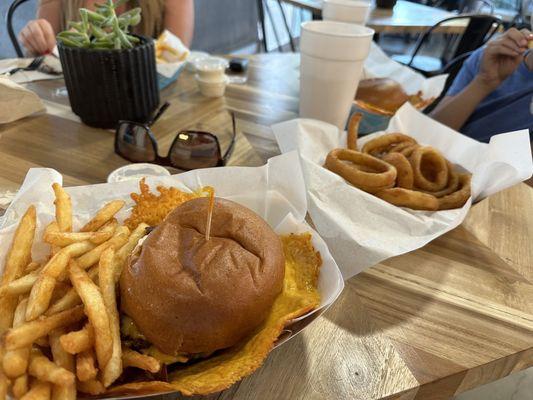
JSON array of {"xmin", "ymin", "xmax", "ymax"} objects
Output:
[
  {"xmin": 194, "ymin": 57, "xmax": 229, "ymax": 73},
  {"xmin": 107, "ymin": 163, "xmax": 171, "ymax": 183}
]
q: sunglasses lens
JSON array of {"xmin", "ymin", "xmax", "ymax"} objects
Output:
[
  {"xmin": 116, "ymin": 123, "xmax": 156, "ymax": 162},
  {"xmin": 170, "ymin": 132, "xmax": 221, "ymax": 170}
]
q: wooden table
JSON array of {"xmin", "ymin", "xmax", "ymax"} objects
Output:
[
  {"xmin": 282, "ymin": 0, "xmax": 467, "ymax": 34},
  {"xmin": 1, "ymin": 54, "xmax": 533, "ymax": 400}
]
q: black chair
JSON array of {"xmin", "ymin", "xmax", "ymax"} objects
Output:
[
  {"xmin": 256, "ymin": 0, "xmax": 296, "ymax": 52},
  {"xmin": 6, "ymin": 0, "xmax": 33, "ymax": 57},
  {"xmin": 392, "ymin": 14, "xmax": 502, "ymax": 76}
]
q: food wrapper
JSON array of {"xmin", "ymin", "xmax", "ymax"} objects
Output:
[
  {"xmin": 0, "ymin": 151, "xmax": 344, "ymax": 397},
  {"xmin": 0, "ymin": 77, "xmax": 45, "ymax": 124},
  {"xmin": 273, "ymin": 103, "xmax": 533, "ymax": 279},
  {"xmin": 156, "ymin": 29, "xmax": 189, "ymax": 79}
]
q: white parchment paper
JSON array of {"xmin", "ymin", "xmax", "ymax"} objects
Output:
[
  {"xmin": 273, "ymin": 103, "xmax": 533, "ymax": 279},
  {"xmin": 0, "ymin": 152, "xmax": 344, "ymax": 345},
  {"xmin": 363, "ymin": 42, "xmax": 447, "ymax": 99}
]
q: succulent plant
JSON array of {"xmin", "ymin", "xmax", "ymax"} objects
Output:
[{"xmin": 57, "ymin": 0, "xmax": 142, "ymax": 50}]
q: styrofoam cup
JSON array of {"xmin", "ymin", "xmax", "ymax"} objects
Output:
[
  {"xmin": 323, "ymin": 0, "xmax": 371, "ymax": 25},
  {"xmin": 299, "ymin": 21, "xmax": 374, "ymax": 128}
]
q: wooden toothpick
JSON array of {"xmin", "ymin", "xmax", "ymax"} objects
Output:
[{"xmin": 205, "ymin": 190, "xmax": 215, "ymax": 241}]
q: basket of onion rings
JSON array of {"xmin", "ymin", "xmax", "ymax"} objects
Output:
[{"xmin": 273, "ymin": 103, "xmax": 533, "ymax": 278}]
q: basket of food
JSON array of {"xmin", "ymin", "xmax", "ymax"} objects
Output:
[{"xmin": 0, "ymin": 152, "xmax": 343, "ymax": 399}]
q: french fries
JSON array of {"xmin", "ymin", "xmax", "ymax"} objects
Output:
[
  {"xmin": 46, "ymin": 268, "xmax": 97, "ymax": 316},
  {"xmin": 76, "ymin": 378, "xmax": 105, "ymax": 395},
  {"xmin": 26, "ymin": 241, "xmax": 96, "ymax": 320},
  {"xmin": 12, "ymin": 374, "xmax": 29, "ymax": 398},
  {"xmin": 4, "ymin": 305, "xmax": 85, "ymax": 351},
  {"xmin": 99, "ymin": 248, "xmax": 123, "ymax": 386},
  {"xmin": 0, "ymin": 269, "xmax": 42, "ymax": 300},
  {"xmin": 76, "ymin": 349, "xmax": 98, "ymax": 382},
  {"xmin": 1, "ymin": 184, "xmax": 153, "ymax": 399},
  {"xmin": 0, "ymin": 206, "xmax": 36, "ymax": 334},
  {"xmin": 80, "ymin": 200, "xmax": 125, "ymax": 232},
  {"xmin": 3, "ymin": 298, "xmax": 31, "ymax": 378},
  {"xmin": 122, "ymin": 348, "xmax": 161, "ymax": 373},
  {"xmin": 44, "ymin": 230, "xmax": 114, "ymax": 247},
  {"xmin": 49, "ymin": 328, "xmax": 76, "ymax": 400},
  {"xmin": 59, "ymin": 323, "xmax": 94, "ymax": 355},
  {"xmin": 69, "ymin": 264, "xmax": 113, "ymax": 369},
  {"xmin": 0, "ymin": 369, "xmax": 8, "ymax": 400},
  {"xmin": 114, "ymin": 222, "xmax": 149, "ymax": 282},
  {"xmin": 21, "ymin": 380, "xmax": 51, "ymax": 400},
  {"xmin": 52, "ymin": 183, "xmax": 72, "ymax": 232},
  {"xmin": 75, "ymin": 226, "xmax": 129, "ymax": 270},
  {"xmin": 28, "ymin": 349, "xmax": 75, "ymax": 386}
]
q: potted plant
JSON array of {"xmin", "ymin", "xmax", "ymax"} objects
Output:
[{"xmin": 57, "ymin": 0, "xmax": 159, "ymax": 129}]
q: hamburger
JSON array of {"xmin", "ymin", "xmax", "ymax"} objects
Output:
[
  {"xmin": 120, "ymin": 197, "xmax": 285, "ymax": 359},
  {"xmin": 355, "ymin": 77, "xmax": 430, "ymax": 115}
]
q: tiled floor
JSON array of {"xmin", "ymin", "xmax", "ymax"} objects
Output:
[{"xmin": 455, "ymin": 368, "xmax": 533, "ymax": 400}]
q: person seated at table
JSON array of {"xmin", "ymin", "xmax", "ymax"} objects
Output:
[
  {"xmin": 18, "ymin": 0, "xmax": 194, "ymax": 56},
  {"xmin": 430, "ymin": 28, "xmax": 533, "ymax": 142}
]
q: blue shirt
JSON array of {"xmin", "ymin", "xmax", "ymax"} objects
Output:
[{"xmin": 446, "ymin": 47, "xmax": 533, "ymax": 142}]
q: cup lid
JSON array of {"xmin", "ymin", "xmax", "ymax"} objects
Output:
[
  {"xmin": 107, "ymin": 163, "xmax": 171, "ymax": 183},
  {"xmin": 194, "ymin": 57, "xmax": 229, "ymax": 73}
]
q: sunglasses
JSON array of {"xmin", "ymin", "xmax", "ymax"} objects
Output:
[{"xmin": 114, "ymin": 102, "xmax": 236, "ymax": 170}]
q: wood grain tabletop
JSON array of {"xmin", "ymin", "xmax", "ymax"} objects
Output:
[
  {"xmin": 280, "ymin": 0, "xmax": 467, "ymax": 34},
  {"xmin": 1, "ymin": 53, "xmax": 532, "ymax": 400}
]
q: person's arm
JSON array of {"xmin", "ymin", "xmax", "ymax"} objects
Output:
[
  {"xmin": 431, "ymin": 28, "xmax": 532, "ymax": 130},
  {"xmin": 18, "ymin": 0, "xmax": 61, "ymax": 55},
  {"xmin": 164, "ymin": 0, "xmax": 194, "ymax": 47}
]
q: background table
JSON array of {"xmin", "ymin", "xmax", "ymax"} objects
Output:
[
  {"xmin": 1, "ymin": 54, "xmax": 533, "ymax": 399},
  {"xmin": 282, "ymin": 0, "xmax": 467, "ymax": 34}
]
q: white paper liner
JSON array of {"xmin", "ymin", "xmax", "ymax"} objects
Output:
[
  {"xmin": 273, "ymin": 103, "xmax": 533, "ymax": 279},
  {"xmin": 0, "ymin": 152, "xmax": 344, "ymax": 356}
]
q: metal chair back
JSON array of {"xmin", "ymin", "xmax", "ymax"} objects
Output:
[
  {"xmin": 405, "ymin": 14, "xmax": 502, "ymax": 69},
  {"xmin": 6, "ymin": 0, "xmax": 32, "ymax": 57}
]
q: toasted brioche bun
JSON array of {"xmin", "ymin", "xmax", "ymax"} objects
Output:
[
  {"xmin": 120, "ymin": 197, "xmax": 285, "ymax": 356},
  {"xmin": 355, "ymin": 78, "xmax": 409, "ymax": 115}
]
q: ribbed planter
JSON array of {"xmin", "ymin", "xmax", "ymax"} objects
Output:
[{"xmin": 58, "ymin": 35, "xmax": 159, "ymax": 129}]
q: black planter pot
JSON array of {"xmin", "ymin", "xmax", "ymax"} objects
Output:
[{"xmin": 58, "ymin": 35, "xmax": 159, "ymax": 129}]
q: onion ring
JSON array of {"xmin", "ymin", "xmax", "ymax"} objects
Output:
[
  {"xmin": 347, "ymin": 113, "xmax": 362, "ymax": 151},
  {"xmin": 325, "ymin": 148, "xmax": 397, "ymax": 190},
  {"xmin": 375, "ymin": 188, "xmax": 439, "ymax": 211},
  {"xmin": 361, "ymin": 133, "xmax": 416, "ymax": 156},
  {"xmin": 419, "ymin": 161, "xmax": 459, "ymax": 198},
  {"xmin": 382, "ymin": 153, "xmax": 414, "ymax": 189},
  {"xmin": 409, "ymin": 146, "xmax": 448, "ymax": 192},
  {"xmin": 438, "ymin": 173, "xmax": 471, "ymax": 210},
  {"xmin": 387, "ymin": 141, "xmax": 414, "ymax": 154},
  {"xmin": 400, "ymin": 144, "xmax": 419, "ymax": 158}
]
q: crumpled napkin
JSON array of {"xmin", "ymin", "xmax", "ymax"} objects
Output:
[{"xmin": 0, "ymin": 78, "xmax": 45, "ymax": 124}]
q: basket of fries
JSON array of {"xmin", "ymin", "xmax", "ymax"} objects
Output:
[{"xmin": 0, "ymin": 152, "xmax": 343, "ymax": 399}]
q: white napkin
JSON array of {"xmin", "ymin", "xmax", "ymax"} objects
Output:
[
  {"xmin": 0, "ymin": 56, "xmax": 62, "ymax": 84},
  {"xmin": 0, "ymin": 77, "xmax": 45, "ymax": 124},
  {"xmin": 273, "ymin": 103, "xmax": 533, "ymax": 279}
]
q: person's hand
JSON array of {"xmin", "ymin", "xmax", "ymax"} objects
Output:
[
  {"xmin": 475, "ymin": 28, "xmax": 533, "ymax": 91},
  {"xmin": 18, "ymin": 19, "xmax": 56, "ymax": 56}
]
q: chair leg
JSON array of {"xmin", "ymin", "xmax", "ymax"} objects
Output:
[
  {"xmin": 8, "ymin": 0, "xmax": 32, "ymax": 58},
  {"xmin": 263, "ymin": 0, "xmax": 283, "ymax": 51},
  {"xmin": 256, "ymin": 0, "xmax": 269, "ymax": 52},
  {"xmin": 276, "ymin": 0, "xmax": 296, "ymax": 52}
]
